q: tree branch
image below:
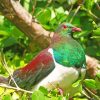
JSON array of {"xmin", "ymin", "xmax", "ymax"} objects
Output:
[
  {"xmin": 0, "ymin": 0, "xmax": 53, "ymax": 49},
  {"xmin": 0, "ymin": 83, "xmax": 33, "ymax": 94},
  {"xmin": 86, "ymin": 55, "xmax": 100, "ymax": 77}
]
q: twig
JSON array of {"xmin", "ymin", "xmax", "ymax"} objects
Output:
[
  {"xmin": 83, "ymin": 86, "xmax": 100, "ymax": 100},
  {"xmin": 0, "ymin": 83, "xmax": 33, "ymax": 94},
  {"xmin": 69, "ymin": 5, "xmax": 81, "ymax": 23},
  {"xmin": 0, "ymin": 52, "xmax": 19, "ymax": 89},
  {"xmin": 35, "ymin": 0, "xmax": 52, "ymax": 18},
  {"xmin": 96, "ymin": 2, "xmax": 100, "ymax": 10},
  {"xmin": 68, "ymin": 4, "xmax": 74, "ymax": 14},
  {"xmin": 83, "ymin": 7, "xmax": 100, "ymax": 20},
  {"xmin": 30, "ymin": 0, "xmax": 37, "ymax": 14},
  {"xmin": 88, "ymin": 10, "xmax": 100, "ymax": 20},
  {"xmin": 81, "ymin": 90, "xmax": 91, "ymax": 100}
]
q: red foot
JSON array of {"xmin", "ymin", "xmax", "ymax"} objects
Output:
[
  {"xmin": 69, "ymin": 98, "xmax": 73, "ymax": 100},
  {"xmin": 58, "ymin": 88, "xmax": 64, "ymax": 95}
]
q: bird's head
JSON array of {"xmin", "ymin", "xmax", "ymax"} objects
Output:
[{"xmin": 56, "ymin": 23, "xmax": 81, "ymax": 36}]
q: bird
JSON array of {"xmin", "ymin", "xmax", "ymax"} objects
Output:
[
  {"xmin": 0, "ymin": 23, "xmax": 86, "ymax": 97},
  {"xmin": 32, "ymin": 23, "xmax": 86, "ymax": 96}
]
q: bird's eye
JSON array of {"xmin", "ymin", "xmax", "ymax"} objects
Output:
[{"xmin": 62, "ymin": 25, "xmax": 67, "ymax": 29}]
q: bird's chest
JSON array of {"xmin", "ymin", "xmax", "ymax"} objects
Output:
[{"xmin": 33, "ymin": 63, "xmax": 79, "ymax": 91}]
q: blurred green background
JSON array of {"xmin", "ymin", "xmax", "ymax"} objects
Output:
[{"xmin": 0, "ymin": 0, "xmax": 100, "ymax": 100}]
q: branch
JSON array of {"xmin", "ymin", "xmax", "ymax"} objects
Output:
[
  {"xmin": 83, "ymin": 7, "xmax": 100, "ymax": 20},
  {"xmin": 0, "ymin": 0, "xmax": 53, "ymax": 49},
  {"xmin": 83, "ymin": 86, "xmax": 100, "ymax": 100},
  {"xmin": 86, "ymin": 55, "xmax": 100, "ymax": 77},
  {"xmin": 96, "ymin": 2, "xmax": 100, "ymax": 10},
  {"xmin": 0, "ymin": 83, "xmax": 33, "ymax": 94},
  {"xmin": 81, "ymin": 91, "xmax": 91, "ymax": 100},
  {"xmin": 69, "ymin": 5, "xmax": 81, "ymax": 23}
]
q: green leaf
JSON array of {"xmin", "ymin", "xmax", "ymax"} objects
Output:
[
  {"xmin": 21, "ymin": 93, "xmax": 28, "ymax": 100},
  {"xmin": 42, "ymin": 24, "xmax": 51, "ymax": 30},
  {"xmin": 2, "ymin": 94, "xmax": 12, "ymax": 100},
  {"xmin": 80, "ymin": 16, "xmax": 94, "ymax": 31},
  {"xmin": 84, "ymin": 79, "xmax": 96, "ymax": 89},
  {"xmin": 0, "ymin": 30, "xmax": 9, "ymax": 36},
  {"xmin": 95, "ymin": 71, "xmax": 100, "ymax": 90},
  {"xmin": 93, "ymin": 27, "xmax": 100, "ymax": 36},
  {"xmin": 96, "ymin": 71, "xmax": 100, "ymax": 79},
  {"xmin": 0, "ymin": 15, "xmax": 4, "ymax": 24},
  {"xmin": 32, "ymin": 90, "xmax": 45, "ymax": 100},
  {"xmin": 39, "ymin": 86, "xmax": 48, "ymax": 95},
  {"xmin": 72, "ymin": 80, "xmax": 81, "ymax": 87},
  {"xmin": 37, "ymin": 8, "xmax": 51, "ymax": 24},
  {"xmin": 55, "ymin": 7, "xmax": 64, "ymax": 14},
  {"xmin": 2, "ymin": 36, "xmax": 17, "ymax": 48},
  {"xmin": 95, "ymin": 77, "xmax": 100, "ymax": 89},
  {"xmin": 23, "ymin": 0, "xmax": 30, "ymax": 11},
  {"xmin": 0, "ymin": 87, "xmax": 5, "ymax": 95},
  {"xmin": 67, "ymin": 0, "xmax": 77, "ymax": 5},
  {"xmin": 84, "ymin": 0, "xmax": 95, "ymax": 10},
  {"xmin": 49, "ymin": 89, "xmax": 59, "ymax": 96}
]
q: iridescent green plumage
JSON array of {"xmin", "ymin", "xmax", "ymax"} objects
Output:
[{"xmin": 52, "ymin": 23, "xmax": 86, "ymax": 68}]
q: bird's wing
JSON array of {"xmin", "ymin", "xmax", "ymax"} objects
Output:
[{"xmin": 9, "ymin": 49, "xmax": 55, "ymax": 90}]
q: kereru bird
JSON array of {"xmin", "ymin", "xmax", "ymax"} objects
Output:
[
  {"xmin": 0, "ymin": 23, "xmax": 86, "ymax": 97},
  {"xmin": 32, "ymin": 23, "xmax": 86, "ymax": 96}
]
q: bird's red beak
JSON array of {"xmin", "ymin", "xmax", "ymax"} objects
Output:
[{"xmin": 72, "ymin": 27, "xmax": 82, "ymax": 32}]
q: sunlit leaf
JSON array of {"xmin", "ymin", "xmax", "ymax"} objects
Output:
[
  {"xmin": 93, "ymin": 27, "xmax": 100, "ymax": 36},
  {"xmin": 55, "ymin": 7, "xmax": 64, "ymax": 14},
  {"xmin": 72, "ymin": 80, "xmax": 81, "ymax": 87},
  {"xmin": 36, "ymin": 9, "xmax": 51, "ymax": 24},
  {"xmin": 39, "ymin": 86, "xmax": 48, "ymax": 95},
  {"xmin": 84, "ymin": 0, "xmax": 95, "ymax": 10},
  {"xmin": 2, "ymin": 94, "xmax": 12, "ymax": 100},
  {"xmin": 84, "ymin": 79, "xmax": 96, "ymax": 89},
  {"xmin": 67, "ymin": 0, "xmax": 77, "ymax": 5},
  {"xmin": 32, "ymin": 90, "xmax": 45, "ymax": 100},
  {"xmin": 0, "ymin": 87, "xmax": 5, "ymax": 95}
]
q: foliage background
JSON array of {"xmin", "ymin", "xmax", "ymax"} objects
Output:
[{"xmin": 0, "ymin": 0, "xmax": 100, "ymax": 100}]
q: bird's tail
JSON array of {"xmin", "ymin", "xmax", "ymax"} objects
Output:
[{"xmin": 0, "ymin": 76, "xmax": 8, "ymax": 84}]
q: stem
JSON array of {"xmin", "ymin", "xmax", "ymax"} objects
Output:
[
  {"xmin": 83, "ymin": 7, "xmax": 100, "ymax": 20},
  {"xmin": 96, "ymin": 2, "xmax": 100, "ymax": 10},
  {"xmin": 1, "ymin": 52, "xmax": 19, "ymax": 89},
  {"xmin": 0, "ymin": 83, "xmax": 33, "ymax": 94},
  {"xmin": 69, "ymin": 4, "xmax": 74, "ymax": 14},
  {"xmin": 69, "ymin": 5, "xmax": 81, "ymax": 23},
  {"xmin": 83, "ymin": 86, "xmax": 100, "ymax": 100},
  {"xmin": 30, "ymin": 0, "xmax": 37, "ymax": 14},
  {"xmin": 35, "ymin": 0, "xmax": 52, "ymax": 18},
  {"xmin": 89, "ymin": 10, "xmax": 100, "ymax": 20},
  {"xmin": 81, "ymin": 90, "xmax": 91, "ymax": 100}
]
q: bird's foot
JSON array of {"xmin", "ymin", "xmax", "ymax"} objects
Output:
[
  {"xmin": 69, "ymin": 98, "xmax": 73, "ymax": 100},
  {"xmin": 57, "ymin": 88, "xmax": 64, "ymax": 95}
]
